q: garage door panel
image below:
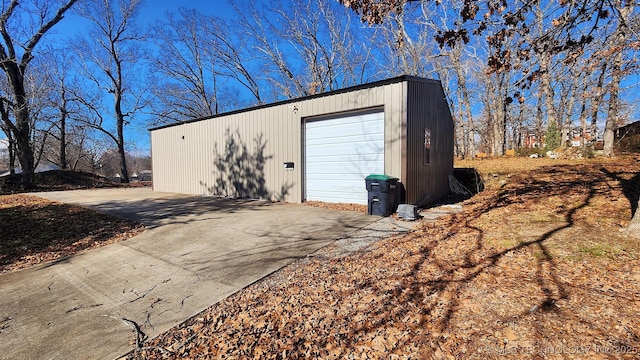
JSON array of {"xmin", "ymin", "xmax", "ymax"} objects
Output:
[
  {"xmin": 305, "ymin": 160, "xmax": 382, "ymax": 176},
  {"xmin": 306, "ymin": 112, "xmax": 383, "ymax": 127},
  {"xmin": 306, "ymin": 143, "xmax": 383, "ymax": 157},
  {"xmin": 306, "ymin": 135, "xmax": 384, "ymax": 146},
  {"xmin": 306, "ymin": 179, "xmax": 367, "ymax": 192},
  {"xmin": 305, "ymin": 111, "xmax": 384, "ymax": 205}
]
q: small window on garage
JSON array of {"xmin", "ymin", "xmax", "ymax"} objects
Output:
[{"xmin": 424, "ymin": 128, "xmax": 431, "ymax": 165}]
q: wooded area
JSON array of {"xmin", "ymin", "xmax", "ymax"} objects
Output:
[{"xmin": 0, "ymin": 0, "xmax": 638, "ymax": 187}]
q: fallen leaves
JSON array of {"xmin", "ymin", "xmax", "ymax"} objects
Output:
[
  {"xmin": 0, "ymin": 194, "xmax": 144, "ymax": 273},
  {"xmin": 130, "ymin": 157, "xmax": 640, "ymax": 359},
  {"xmin": 303, "ymin": 200, "xmax": 368, "ymax": 213}
]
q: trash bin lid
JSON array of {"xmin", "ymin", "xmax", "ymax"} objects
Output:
[{"xmin": 365, "ymin": 174, "xmax": 398, "ymax": 181}]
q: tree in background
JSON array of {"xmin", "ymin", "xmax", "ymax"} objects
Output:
[
  {"xmin": 94, "ymin": 148, "xmax": 150, "ymax": 179},
  {"xmin": 232, "ymin": 0, "xmax": 378, "ymax": 98},
  {"xmin": 149, "ymin": 8, "xmax": 261, "ymax": 124},
  {"xmin": 74, "ymin": 0, "xmax": 148, "ymax": 183},
  {"xmin": 338, "ymin": 0, "xmax": 639, "ymax": 157},
  {"xmin": 603, "ymin": 0, "xmax": 636, "ymax": 157},
  {"xmin": 34, "ymin": 49, "xmax": 86, "ymax": 170},
  {"xmin": 0, "ymin": 0, "xmax": 78, "ymax": 187}
]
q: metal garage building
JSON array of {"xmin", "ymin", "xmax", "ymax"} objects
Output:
[{"xmin": 150, "ymin": 76, "xmax": 454, "ymax": 206}]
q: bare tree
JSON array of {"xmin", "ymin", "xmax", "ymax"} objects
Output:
[
  {"xmin": 234, "ymin": 0, "xmax": 376, "ymax": 99},
  {"xmin": 339, "ymin": 0, "xmax": 638, "ymax": 157},
  {"xmin": 150, "ymin": 8, "xmax": 263, "ymax": 124},
  {"xmin": 376, "ymin": 1, "xmax": 437, "ymax": 77},
  {"xmin": 603, "ymin": 0, "xmax": 636, "ymax": 157},
  {"xmin": 74, "ymin": 0, "xmax": 147, "ymax": 183},
  {"xmin": 31, "ymin": 49, "xmax": 87, "ymax": 170},
  {"xmin": 425, "ymin": 0, "xmax": 479, "ymax": 158},
  {"xmin": 0, "ymin": 0, "xmax": 78, "ymax": 187},
  {"xmin": 149, "ymin": 9, "xmax": 221, "ymax": 122}
]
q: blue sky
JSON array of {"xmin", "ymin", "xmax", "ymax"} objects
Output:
[
  {"xmin": 2, "ymin": 0, "xmax": 638, "ymax": 160},
  {"xmin": 44, "ymin": 1, "xmax": 244, "ymax": 155}
]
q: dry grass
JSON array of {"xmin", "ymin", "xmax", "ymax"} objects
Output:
[{"xmin": 129, "ymin": 155, "xmax": 640, "ymax": 359}]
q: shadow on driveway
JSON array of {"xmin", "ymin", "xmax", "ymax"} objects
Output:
[{"xmin": 0, "ymin": 188, "xmax": 379, "ymax": 360}]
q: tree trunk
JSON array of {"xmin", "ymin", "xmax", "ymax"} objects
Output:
[
  {"xmin": 8, "ymin": 134, "xmax": 16, "ymax": 174},
  {"xmin": 59, "ymin": 109, "xmax": 68, "ymax": 170},
  {"xmin": 562, "ymin": 78, "xmax": 578, "ymax": 148},
  {"xmin": 452, "ymin": 47, "xmax": 476, "ymax": 158},
  {"xmin": 534, "ymin": 95, "xmax": 543, "ymax": 148},
  {"xmin": 492, "ymin": 100, "xmax": 506, "ymax": 156},
  {"xmin": 491, "ymin": 72, "xmax": 507, "ymax": 157},
  {"xmin": 603, "ymin": 0, "xmax": 631, "ymax": 157},
  {"xmin": 539, "ymin": 48, "xmax": 556, "ymax": 130},
  {"xmin": 8, "ymin": 68, "xmax": 36, "ymax": 188},
  {"xmin": 590, "ymin": 63, "xmax": 607, "ymax": 143},
  {"xmin": 0, "ymin": 102, "xmax": 16, "ymax": 174},
  {"xmin": 604, "ymin": 49, "xmax": 622, "ymax": 157},
  {"xmin": 578, "ymin": 81, "xmax": 589, "ymax": 148},
  {"xmin": 115, "ymin": 90, "xmax": 130, "ymax": 183},
  {"xmin": 2, "ymin": 64, "xmax": 32, "ymax": 184}
]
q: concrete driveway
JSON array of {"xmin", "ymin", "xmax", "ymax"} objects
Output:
[{"xmin": 0, "ymin": 188, "xmax": 379, "ymax": 360}]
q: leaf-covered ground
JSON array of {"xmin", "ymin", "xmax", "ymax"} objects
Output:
[
  {"xmin": 127, "ymin": 156, "xmax": 640, "ymax": 359},
  {"xmin": 0, "ymin": 194, "xmax": 144, "ymax": 273}
]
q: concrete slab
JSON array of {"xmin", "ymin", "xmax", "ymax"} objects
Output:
[{"xmin": 0, "ymin": 188, "xmax": 379, "ymax": 360}]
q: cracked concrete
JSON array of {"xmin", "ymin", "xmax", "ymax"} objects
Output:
[{"xmin": 0, "ymin": 188, "xmax": 379, "ymax": 360}]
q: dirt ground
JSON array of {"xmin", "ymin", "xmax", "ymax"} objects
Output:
[{"xmin": 122, "ymin": 155, "xmax": 639, "ymax": 359}]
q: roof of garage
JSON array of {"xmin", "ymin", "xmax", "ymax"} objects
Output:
[{"xmin": 150, "ymin": 75, "xmax": 441, "ymax": 131}]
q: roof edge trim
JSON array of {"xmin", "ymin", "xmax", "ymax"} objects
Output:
[{"xmin": 149, "ymin": 75, "xmax": 440, "ymax": 131}]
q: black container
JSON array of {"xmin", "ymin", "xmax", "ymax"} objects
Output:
[{"xmin": 365, "ymin": 174, "xmax": 399, "ymax": 216}]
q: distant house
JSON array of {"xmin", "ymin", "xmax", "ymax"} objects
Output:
[
  {"xmin": 524, "ymin": 132, "xmax": 543, "ymax": 148},
  {"xmin": 567, "ymin": 126, "xmax": 598, "ymax": 147},
  {"xmin": 150, "ymin": 76, "xmax": 455, "ymax": 205},
  {"xmin": 0, "ymin": 162, "xmax": 60, "ymax": 177},
  {"xmin": 139, "ymin": 170, "xmax": 152, "ymax": 181}
]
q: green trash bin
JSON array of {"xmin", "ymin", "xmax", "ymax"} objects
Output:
[{"xmin": 365, "ymin": 174, "xmax": 399, "ymax": 216}]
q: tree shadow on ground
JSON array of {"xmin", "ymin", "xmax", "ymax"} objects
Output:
[
  {"xmin": 335, "ymin": 163, "xmax": 637, "ymax": 354},
  {"xmin": 257, "ymin": 162, "xmax": 639, "ymax": 356},
  {"xmin": 601, "ymin": 165, "xmax": 640, "ymax": 218},
  {"xmin": 200, "ymin": 129, "xmax": 293, "ymax": 202},
  {"xmin": 129, "ymin": 160, "xmax": 640, "ymax": 358},
  {"xmin": 63, "ymin": 196, "xmax": 279, "ymax": 229}
]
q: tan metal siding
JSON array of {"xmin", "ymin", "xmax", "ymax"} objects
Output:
[
  {"xmin": 384, "ymin": 82, "xmax": 405, "ymax": 183},
  {"xmin": 151, "ymin": 80, "xmax": 418, "ymax": 203},
  {"xmin": 404, "ymin": 80, "xmax": 455, "ymax": 204}
]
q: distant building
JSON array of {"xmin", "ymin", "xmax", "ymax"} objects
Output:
[
  {"xmin": 524, "ymin": 132, "xmax": 543, "ymax": 148},
  {"xmin": 616, "ymin": 121, "xmax": 640, "ymax": 139},
  {"xmin": 0, "ymin": 162, "xmax": 60, "ymax": 177},
  {"xmin": 139, "ymin": 170, "xmax": 152, "ymax": 181}
]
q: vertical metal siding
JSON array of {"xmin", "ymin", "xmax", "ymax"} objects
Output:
[
  {"xmin": 151, "ymin": 80, "xmax": 414, "ymax": 203},
  {"xmin": 404, "ymin": 80, "xmax": 455, "ymax": 204}
]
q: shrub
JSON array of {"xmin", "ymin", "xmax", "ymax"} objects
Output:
[{"xmin": 545, "ymin": 122, "xmax": 561, "ymax": 151}]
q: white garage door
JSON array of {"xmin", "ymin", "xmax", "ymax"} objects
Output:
[{"xmin": 305, "ymin": 111, "xmax": 384, "ymax": 204}]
